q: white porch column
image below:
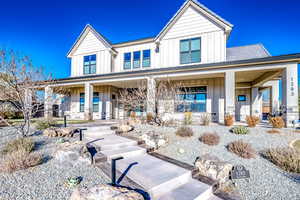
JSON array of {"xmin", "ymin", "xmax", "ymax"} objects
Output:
[
  {"xmin": 224, "ymin": 71, "xmax": 235, "ymax": 118},
  {"xmin": 44, "ymin": 86, "xmax": 53, "ymax": 119},
  {"xmin": 270, "ymin": 80, "xmax": 280, "ymax": 114},
  {"xmin": 106, "ymin": 101, "xmax": 112, "ymax": 120},
  {"xmin": 251, "ymin": 87, "xmax": 262, "ymax": 117},
  {"xmin": 147, "ymin": 77, "xmax": 156, "ymax": 114},
  {"xmin": 282, "ymin": 64, "xmax": 299, "ymax": 127},
  {"xmin": 84, "ymin": 82, "xmax": 93, "ymax": 120}
]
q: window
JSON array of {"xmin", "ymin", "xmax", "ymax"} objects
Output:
[
  {"xmin": 133, "ymin": 51, "xmax": 141, "ymax": 68},
  {"xmin": 83, "ymin": 54, "xmax": 96, "ymax": 74},
  {"xmin": 176, "ymin": 86, "xmax": 207, "ymax": 112},
  {"xmin": 238, "ymin": 95, "xmax": 246, "ymax": 102},
  {"xmin": 180, "ymin": 38, "xmax": 201, "ymax": 64},
  {"xmin": 79, "ymin": 93, "xmax": 85, "ymax": 112},
  {"xmin": 124, "ymin": 52, "xmax": 131, "ymax": 70},
  {"xmin": 93, "ymin": 92, "xmax": 99, "ymax": 112},
  {"xmin": 142, "ymin": 49, "xmax": 151, "ymax": 67}
]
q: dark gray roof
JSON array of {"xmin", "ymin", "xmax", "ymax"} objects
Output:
[{"xmin": 226, "ymin": 44, "xmax": 271, "ymax": 61}]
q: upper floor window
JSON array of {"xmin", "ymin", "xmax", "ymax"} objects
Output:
[
  {"xmin": 142, "ymin": 50, "xmax": 151, "ymax": 67},
  {"xmin": 83, "ymin": 54, "xmax": 96, "ymax": 74},
  {"xmin": 124, "ymin": 52, "xmax": 131, "ymax": 70},
  {"xmin": 79, "ymin": 93, "xmax": 85, "ymax": 112},
  {"xmin": 180, "ymin": 38, "xmax": 201, "ymax": 64},
  {"xmin": 133, "ymin": 51, "xmax": 141, "ymax": 68}
]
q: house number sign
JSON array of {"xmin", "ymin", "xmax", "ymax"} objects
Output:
[{"xmin": 291, "ymin": 77, "xmax": 295, "ymax": 96}]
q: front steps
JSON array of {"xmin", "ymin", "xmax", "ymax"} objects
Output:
[{"xmin": 85, "ymin": 125, "xmax": 222, "ymax": 200}]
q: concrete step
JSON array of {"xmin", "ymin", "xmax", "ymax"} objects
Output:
[
  {"xmin": 115, "ymin": 154, "xmax": 192, "ymax": 199},
  {"xmin": 102, "ymin": 146, "xmax": 146, "ymax": 161},
  {"xmin": 157, "ymin": 178, "xmax": 213, "ymax": 200},
  {"xmin": 84, "ymin": 129, "xmax": 115, "ymax": 138},
  {"xmin": 86, "ymin": 134, "xmax": 138, "ymax": 151}
]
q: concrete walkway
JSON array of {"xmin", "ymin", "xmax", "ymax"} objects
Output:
[{"xmin": 83, "ymin": 126, "xmax": 221, "ymax": 200}]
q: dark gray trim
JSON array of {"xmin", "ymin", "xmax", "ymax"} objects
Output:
[
  {"xmin": 112, "ymin": 36, "xmax": 155, "ymax": 46},
  {"xmin": 54, "ymin": 53, "xmax": 300, "ymax": 83}
]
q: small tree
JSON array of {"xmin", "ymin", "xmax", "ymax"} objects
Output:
[{"xmin": 0, "ymin": 49, "xmax": 63, "ymax": 136}]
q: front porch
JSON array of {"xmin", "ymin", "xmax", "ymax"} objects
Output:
[{"xmin": 44, "ymin": 62, "xmax": 298, "ymax": 127}]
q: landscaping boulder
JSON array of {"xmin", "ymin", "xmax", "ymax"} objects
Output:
[
  {"xmin": 70, "ymin": 184, "xmax": 144, "ymax": 200},
  {"xmin": 194, "ymin": 154, "xmax": 233, "ymax": 185},
  {"xmin": 141, "ymin": 131, "xmax": 168, "ymax": 149},
  {"xmin": 43, "ymin": 127, "xmax": 78, "ymax": 137},
  {"xmin": 54, "ymin": 141, "xmax": 92, "ymax": 167},
  {"xmin": 116, "ymin": 124, "xmax": 134, "ymax": 134}
]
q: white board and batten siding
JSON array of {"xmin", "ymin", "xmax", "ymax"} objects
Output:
[{"xmin": 71, "ymin": 31, "xmax": 112, "ymax": 77}]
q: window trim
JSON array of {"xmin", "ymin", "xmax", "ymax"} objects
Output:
[
  {"xmin": 123, "ymin": 52, "xmax": 132, "ymax": 70},
  {"xmin": 180, "ymin": 37, "xmax": 201, "ymax": 65},
  {"xmin": 93, "ymin": 92, "xmax": 100, "ymax": 112},
  {"xmin": 79, "ymin": 93, "xmax": 85, "ymax": 112},
  {"xmin": 83, "ymin": 54, "xmax": 96, "ymax": 75}
]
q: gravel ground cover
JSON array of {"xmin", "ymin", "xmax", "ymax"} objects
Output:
[
  {"xmin": 132, "ymin": 124, "xmax": 300, "ymax": 200},
  {"xmin": 0, "ymin": 127, "xmax": 110, "ymax": 200}
]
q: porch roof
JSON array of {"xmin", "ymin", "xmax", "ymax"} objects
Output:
[{"xmin": 53, "ymin": 53, "xmax": 300, "ymax": 84}]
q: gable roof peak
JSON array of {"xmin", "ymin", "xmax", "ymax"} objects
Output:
[
  {"xmin": 155, "ymin": 0, "xmax": 233, "ymax": 42},
  {"xmin": 67, "ymin": 24, "xmax": 112, "ymax": 58}
]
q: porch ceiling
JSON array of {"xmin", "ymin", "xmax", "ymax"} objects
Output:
[{"xmin": 235, "ymin": 69, "xmax": 282, "ymax": 84}]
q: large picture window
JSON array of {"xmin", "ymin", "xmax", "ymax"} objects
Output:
[
  {"xmin": 93, "ymin": 92, "xmax": 100, "ymax": 112},
  {"xmin": 142, "ymin": 49, "xmax": 151, "ymax": 67},
  {"xmin": 180, "ymin": 38, "xmax": 201, "ymax": 64},
  {"xmin": 176, "ymin": 86, "xmax": 207, "ymax": 112},
  {"xmin": 79, "ymin": 93, "xmax": 85, "ymax": 112},
  {"xmin": 83, "ymin": 54, "xmax": 96, "ymax": 74},
  {"xmin": 124, "ymin": 52, "xmax": 131, "ymax": 70},
  {"xmin": 133, "ymin": 51, "xmax": 141, "ymax": 68}
]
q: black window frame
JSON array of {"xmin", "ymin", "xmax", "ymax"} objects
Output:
[
  {"xmin": 123, "ymin": 52, "xmax": 132, "ymax": 70},
  {"xmin": 83, "ymin": 54, "xmax": 96, "ymax": 75},
  {"xmin": 180, "ymin": 37, "xmax": 201, "ymax": 64}
]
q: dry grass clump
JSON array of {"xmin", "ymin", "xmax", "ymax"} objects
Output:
[
  {"xmin": 0, "ymin": 150, "xmax": 43, "ymax": 173},
  {"xmin": 1, "ymin": 138, "xmax": 35, "ymax": 155},
  {"xmin": 227, "ymin": 140, "xmax": 256, "ymax": 159},
  {"xmin": 146, "ymin": 113, "xmax": 154, "ymax": 123},
  {"xmin": 184, "ymin": 112, "xmax": 192, "ymax": 125},
  {"xmin": 267, "ymin": 129, "xmax": 281, "ymax": 134},
  {"xmin": 246, "ymin": 115, "xmax": 260, "ymax": 127},
  {"xmin": 200, "ymin": 113, "xmax": 211, "ymax": 126},
  {"xmin": 199, "ymin": 132, "xmax": 220, "ymax": 146},
  {"xmin": 224, "ymin": 114, "xmax": 234, "ymax": 126},
  {"xmin": 269, "ymin": 116, "xmax": 285, "ymax": 128},
  {"xmin": 262, "ymin": 147, "xmax": 300, "ymax": 173},
  {"xmin": 175, "ymin": 126, "xmax": 194, "ymax": 137}
]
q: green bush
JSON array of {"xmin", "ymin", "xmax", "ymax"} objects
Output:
[
  {"xmin": 1, "ymin": 138, "xmax": 35, "ymax": 155},
  {"xmin": 35, "ymin": 119, "xmax": 57, "ymax": 130},
  {"xmin": 231, "ymin": 126, "xmax": 249, "ymax": 135}
]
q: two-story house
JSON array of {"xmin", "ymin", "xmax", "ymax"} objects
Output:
[{"xmin": 45, "ymin": 0, "xmax": 300, "ymax": 127}]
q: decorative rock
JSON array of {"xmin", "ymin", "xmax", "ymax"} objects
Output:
[
  {"xmin": 69, "ymin": 184, "xmax": 144, "ymax": 200},
  {"xmin": 141, "ymin": 131, "xmax": 167, "ymax": 149},
  {"xmin": 194, "ymin": 154, "xmax": 233, "ymax": 185},
  {"xmin": 43, "ymin": 128, "xmax": 58, "ymax": 137},
  {"xmin": 54, "ymin": 141, "xmax": 92, "ymax": 167},
  {"xmin": 178, "ymin": 148, "xmax": 185, "ymax": 154},
  {"xmin": 117, "ymin": 124, "xmax": 134, "ymax": 134},
  {"xmin": 44, "ymin": 127, "xmax": 78, "ymax": 137}
]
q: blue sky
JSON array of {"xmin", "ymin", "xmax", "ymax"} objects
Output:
[{"xmin": 0, "ymin": 0, "xmax": 299, "ymax": 79}]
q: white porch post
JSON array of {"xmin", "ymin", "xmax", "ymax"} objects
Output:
[
  {"xmin": 84, "ymin": 82, "xmax": 93, "ymax": 120},
  {"xmin": 44, "ymin": 86, "xmax": 53, "ymax": 119},
  {"xmin": 224, "ymin": 71, "xmax": 235, "ymax": 118},
  {"xmin": 251, "ymin": 87, "xmax": 262, "ymax": 117},
  {"xmin": 282, "ymin": 64, "xmax": 299, "ymax": 127},
  {"xmin": 270, "ymin": 80, "xmax": 280, "ymax": 114},
  {"xmin": 147, "ymin": 77, "xmax": 156, "ymax": 115}
]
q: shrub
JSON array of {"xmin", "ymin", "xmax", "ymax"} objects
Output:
[
  {"xmin": 35, "ymin": 118, "xmax": 57, "ymax": 130},
  {"xmin": 146, "ymin": 113, "xmax": 154, "ymax": 123},
  {"xmin": 199, "ymin": 132, "xmax": 220, "ymax": 145},
  {"xmin": 1, "ymin": 138, "xmax": 35, "ymax": 155},
  {"xmin": 267, "ymin": 129, "xmax": 281, "ymax": 134},
  {"xmin": 262, "ymin": 147, "xmax": 300, "ymax": 173},
  {"xmin": 269, "ymin": 116, "xmax": 285, "ymax": 128},
  {"xmin": 227, "ymin": 140, "xmax": 256, "ymax": 159},
  {"xmin": 200, "ymin": 113, "xmax": 211, "ymax": 126},
  {"xmin": 184, "ymin": 112, "xmax": 192, "ymax": 125},
  {"xmin": 130, "ymin": 111, "xmax": 136, "ymax": 119},
  {"xmin": 0, "ymin": 150, "xmax": 43, "ymax": 173},
  {"xmin": 246, "ymin": 116, "xmax": 260, "ymax": 127},
  {"xmin": 176, "ymin": 126, "xmax": 194, "ymax": 137},
  {"xmin": 231, "ymin": 126, "xmax": 249, "ymax": 135},
  {"xmin": 224, "ymin": 114, "xmax": 234, "ymax": 126}
]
